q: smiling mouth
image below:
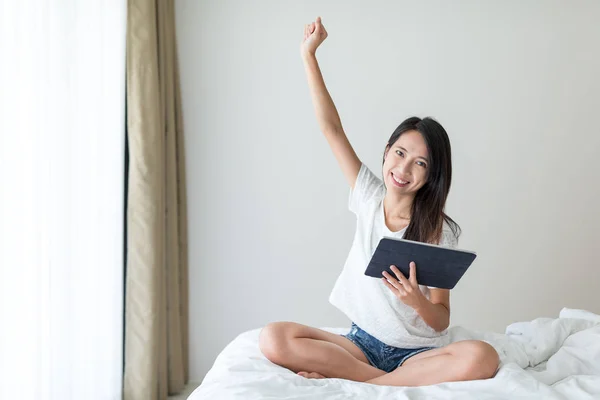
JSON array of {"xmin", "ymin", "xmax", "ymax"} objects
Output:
[{"xmin": 391, "ymin": 173, "xmax": 410, "ymax": 187}]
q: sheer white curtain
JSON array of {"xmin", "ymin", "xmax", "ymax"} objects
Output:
[{"xmin": 0, "ymin": 1, "xmax": 126, "ymax": 399}]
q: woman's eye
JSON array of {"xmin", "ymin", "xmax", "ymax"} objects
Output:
[{"xmin": 395, "ymin": 150, "xmax": 426, "ymax": 168}]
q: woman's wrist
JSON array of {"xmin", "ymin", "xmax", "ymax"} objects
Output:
[
  {"xmin": 413, "ymin": 296, "xmax": 430, "ymax": 313},
  {"xmin": 301, "ymin": 50, "xmax": 317, "ymax": 62}
]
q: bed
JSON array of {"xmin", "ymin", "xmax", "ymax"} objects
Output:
[{"xmin": 188, "ymin": 308, "xmax": 600, "ymax": 399}]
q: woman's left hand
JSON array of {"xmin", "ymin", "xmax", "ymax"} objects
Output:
[{"xmin": 381, "ymin": 262, "xmax": 426, "ymax": 310}]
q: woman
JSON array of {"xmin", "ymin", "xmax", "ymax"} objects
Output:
[{"xmin": 258, "ymin": 16, "xmax": 499, "ymax": 387}]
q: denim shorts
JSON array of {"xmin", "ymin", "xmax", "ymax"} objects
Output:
[{"xmin": 340, "ymin": 322, "xmax": 436, "ymax": 373}]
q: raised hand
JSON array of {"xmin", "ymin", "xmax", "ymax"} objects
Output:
[{"xmin": 300, "ymin": 16, "xmax": 328, "ymax": 57}]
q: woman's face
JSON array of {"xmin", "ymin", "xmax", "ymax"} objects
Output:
[{"xmin": 383, "ymin": 130, "xmax": 430, "ymax": 196}]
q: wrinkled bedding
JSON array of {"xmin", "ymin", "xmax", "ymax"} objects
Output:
[{"xmin": 189, "ymin": 308, "xmax": 600, "ymax": 399}]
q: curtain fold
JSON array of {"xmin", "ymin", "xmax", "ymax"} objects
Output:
[
  {"xmin": 124, "ymin": 0, "xmax": 188, "ymax": 398},
  {"xmin": 0, "ymin": 2, "xmax": 127, "ymax": 399}
]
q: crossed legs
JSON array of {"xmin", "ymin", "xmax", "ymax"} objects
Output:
[{"xmin": 259, "ymin": 321, "xmax": 499, "ymax": 386}]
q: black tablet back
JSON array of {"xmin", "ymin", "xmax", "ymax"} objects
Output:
[{"xmin": 364, "ymin": 238, "xmax": 477, "ymax": 289}]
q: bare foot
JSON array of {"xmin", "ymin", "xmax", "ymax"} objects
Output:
[{"xmin": 297, "ymin": 371, "xmax": 327, "ymax": 379}]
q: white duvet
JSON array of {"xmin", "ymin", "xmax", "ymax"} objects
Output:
[{"xmin": 189, "ymin": 308, "xmax": 600, "ymax": 399}]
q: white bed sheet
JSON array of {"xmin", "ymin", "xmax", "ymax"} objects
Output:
[{"xmin": 189, "ymin": 308, "xmax": 600, "ymax": 400}]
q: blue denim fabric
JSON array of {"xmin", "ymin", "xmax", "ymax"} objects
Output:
[{"xmin": 340, "ymin": 322, "xmax": 436, "ymax": 373}]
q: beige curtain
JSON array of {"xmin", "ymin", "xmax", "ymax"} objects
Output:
[{"xmin": 124, "ymin": 0, "xmax": 189, "ymax": 399}]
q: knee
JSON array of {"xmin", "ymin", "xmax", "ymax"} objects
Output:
[
  {"xmin": 258, "ymin": 322, "xmax": 295, "ymax": 365},
  {"xmin": 457, "ymin": 341, "xmax": 500, "ymax": 381}
]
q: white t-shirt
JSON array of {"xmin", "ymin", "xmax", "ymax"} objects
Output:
[{"xmin": 329, "ymin": 162, "xmax": 459, "ymax": 349}]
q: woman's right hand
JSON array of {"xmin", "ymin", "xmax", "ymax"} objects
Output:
[{"xmin": 300, "ymin": 16, "xmax": 328, "ymax": 58}]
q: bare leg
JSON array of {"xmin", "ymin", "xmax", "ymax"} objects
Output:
[
  {"xmin": 366, "ymin": 340, "xmax": 500, "ymax": 387},
  {"xmin": 259, "ymin": 321, "xmax": 387, "ymax": 381}
]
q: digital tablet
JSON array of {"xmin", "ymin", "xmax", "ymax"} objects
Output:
[{"xmin": 364, "ymin": 237, "xmax": 477, "ymax": 289}]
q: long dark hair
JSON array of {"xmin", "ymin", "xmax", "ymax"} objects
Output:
[{"xmin": 382, "ymin": 116, "xmax": 461, "ymax": 244}]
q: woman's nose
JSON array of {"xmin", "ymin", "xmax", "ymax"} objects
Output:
[{"xmin": 397, "ymin": 160, "xmax": 411, "ymax": 175}]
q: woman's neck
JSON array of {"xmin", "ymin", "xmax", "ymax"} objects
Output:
[{"xmin": 383, "ymin": 193, "xmax": 414, "ymax": 220}]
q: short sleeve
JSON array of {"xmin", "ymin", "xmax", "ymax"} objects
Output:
[
  {"xmin": 438, "ymin": 228, "xmax": 459, "ymax": 249},
  {"xmin": 427, "ymin": 227, "xmax": 459, "ymax": 289},
  {"xmin": 348, "ymin": 163, "xmax": 385, "ymax": 216}
]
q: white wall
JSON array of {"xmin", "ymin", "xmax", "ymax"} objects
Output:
[{"xmin": 175, "ymin": 0, "xmax": 600, "ymax": 382}]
